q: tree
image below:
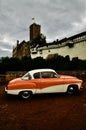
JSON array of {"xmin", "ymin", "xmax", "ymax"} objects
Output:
[{"xmin": 30, "ymin": 34, "xmax": 46, "ymax": 47}]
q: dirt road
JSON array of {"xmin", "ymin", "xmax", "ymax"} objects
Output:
[{"xmin": 0, "ymin": 82, "xmax": 86, "ymax": 130}]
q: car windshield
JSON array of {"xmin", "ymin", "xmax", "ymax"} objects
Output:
[{"xmin": 22, "ymin": 72, "xmax": 31, "ymax": 80}]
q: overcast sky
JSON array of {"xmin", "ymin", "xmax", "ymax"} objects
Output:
[{"xmin": 0, "ymin": 0, "xmax": 86, "ymax": 57}]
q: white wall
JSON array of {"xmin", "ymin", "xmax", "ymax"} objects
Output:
[{"xmin": 31, "ymin": 41, "xmax": 86, "ymax": 60}]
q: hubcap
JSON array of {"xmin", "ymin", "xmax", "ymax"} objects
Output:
[
  {"xmin": 22, "ymin": 91, "xmax": 30, "ymax": 99},
  {"xmin": 68, "ymin": 87, "xmax": 74, "ymax": 94}
]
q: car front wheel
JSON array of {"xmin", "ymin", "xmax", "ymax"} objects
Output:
[{"xmin": 20, "ymin": 91, "xmax": 32, "ymax": 99}]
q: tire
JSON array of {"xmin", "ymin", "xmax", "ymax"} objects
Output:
[
  {"xmin": 67, "ymin": 85, "xmax": 78, "ymax": 95},
  {"xmin": 20, "ymin": 91, "xmax": 32, "ymax": 99}
]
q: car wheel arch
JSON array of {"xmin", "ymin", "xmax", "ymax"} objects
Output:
[
  {"xmin": 19, "ymin": 90, "xmax": 33, "ymax": 99},
  {"xmin": 67, "ymin": 84, "xmax": 78, "ymax": 95}
]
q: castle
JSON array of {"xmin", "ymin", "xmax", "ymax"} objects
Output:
[
  {"xmin": 13, "ymin": 22, "xmax": 86, "ymax": 60},
  {"xmin": 13, "ymin": 22, "xmax": 41, "ymax": 59}
]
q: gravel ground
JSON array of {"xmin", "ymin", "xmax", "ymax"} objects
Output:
[{"xmin": 0, "ymin": 81, "xmax": 86, "ymax": 130}]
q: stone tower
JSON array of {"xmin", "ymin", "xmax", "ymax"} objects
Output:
[{"xmin": 29, "ymin": 23, "xmax": 41, "ymax": 41}]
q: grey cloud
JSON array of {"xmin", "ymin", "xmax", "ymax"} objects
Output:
[
  {"xmin": 0, "ymin": 0, "xmax": 86, "ymax": 57},
  {"xmin": 0, "ymin": 49, "xmax": 11, "ymax": 57}
]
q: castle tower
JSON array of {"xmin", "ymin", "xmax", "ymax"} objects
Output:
[{"xmin": 29, "ymin": 23, "xmax": 41, "ymax": 41}]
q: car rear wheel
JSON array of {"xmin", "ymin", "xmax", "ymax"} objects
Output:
[
  {"xmin": 20, "ymin": 91, "xmax": 32, "ymax": 99},
  {"xmin": 67, "ymin": 85, "xmax": 78, "ymax": 95}
]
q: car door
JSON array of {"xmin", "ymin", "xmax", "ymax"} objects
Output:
[
  {"xmin": 32, "ymin": 72, "xmax": 42, "ymax": 93},
  {"xmin": 39, "ymin": 72, "xmax": 66, "ymax": 93}
]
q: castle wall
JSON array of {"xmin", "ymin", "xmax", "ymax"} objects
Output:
[
  {"xmin": 31, "ymin": 41, "xmax": 86, "ymax": 60},
  {"xmin": 13, "ymin": 41, "xmax": 30, "ymax": 59}
]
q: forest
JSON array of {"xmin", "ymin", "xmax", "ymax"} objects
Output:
[{"xmin": 0, "ymin": 54, "xmax": 86, "ymax": 74}]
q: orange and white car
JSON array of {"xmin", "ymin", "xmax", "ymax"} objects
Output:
[{"xmin": 5, "ymin": 69, "xmax": 83, "ymax": 99}]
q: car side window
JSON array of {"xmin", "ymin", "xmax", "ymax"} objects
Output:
[
  {"xmin": 34, "ymin": 72, "xmax": 40, "ymax": 79},
  {"xmin": 41, "ymin": 72, "xmax": 57, "ymax": 78}
]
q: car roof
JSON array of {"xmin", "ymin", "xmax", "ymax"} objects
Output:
[{"xmin": 29, "ymin": 69, "xmax": 56, "ymax": 75}]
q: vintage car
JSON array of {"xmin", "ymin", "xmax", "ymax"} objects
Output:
[{"xmin": 5, "ymin": 69, "xmax": 83, "ymax": 99}]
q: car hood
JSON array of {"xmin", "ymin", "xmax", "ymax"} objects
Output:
[{"xmin": 9, "ymin": 78, "xmax": 22, "ymax": 84}]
